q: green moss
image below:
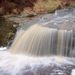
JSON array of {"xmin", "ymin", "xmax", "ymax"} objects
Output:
[{"xmin": 0, "ymin": 17, "xmax": 18, "ymax": 46}]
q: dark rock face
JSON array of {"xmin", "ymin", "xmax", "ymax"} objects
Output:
[{"xmin": 0, "ymin": 17, "xmax": 18, "ymax": 46}]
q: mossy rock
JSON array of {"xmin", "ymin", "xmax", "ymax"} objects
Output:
[{"xmin": 0, "ymin": 17, "xmax": 18, "ymax": 46}]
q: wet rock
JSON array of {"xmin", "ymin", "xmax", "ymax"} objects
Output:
[{"xmin": 18, "ymin": 70, "xmax": 34, "ymax": 75}]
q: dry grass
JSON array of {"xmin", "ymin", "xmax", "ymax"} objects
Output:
[
  {"xmin": 33, "ymin": 0, "xmax": 61, "ymax": 13},
  {"xmin": 70, "ymin": 1, "xmax": 75, "ymax": 7},
  {"xmin": 1, "ymin": 0, "xmax": 75, "ymax": 15},
  {"xmin": 33, "ymin": 0, "xmax": 75, "ymax": 14}
]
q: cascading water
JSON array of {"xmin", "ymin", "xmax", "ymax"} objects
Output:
[
  {"xmin": 9, "ymin": 24, "xmax": 75, "ymax": 57},
  {"xmin": 9, "ymin": 8, "xmax": 75, "ymax": 57},
  {"xmin": 1, "ymin": 8, "xmax": 75, "ymax": 75}
]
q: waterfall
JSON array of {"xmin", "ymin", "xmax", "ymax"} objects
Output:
[
  {"xmin": 9, "ymin": 25, "xmax": 75, "ymax": 57},
  {"xmin": 1, "ymin": 8, "xmax": 75, "ymax": 75}
]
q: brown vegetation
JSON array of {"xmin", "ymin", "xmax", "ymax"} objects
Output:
[
  {"xmin": 0, "ymin": 0, "xmax": 37, "ymax": 15},
  {"xmin": 0, "ymin": 0, "xmax": 75, "ymax": 15}
]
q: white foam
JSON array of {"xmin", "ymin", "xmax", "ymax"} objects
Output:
[
  {"xmin": 71, "ymin": 69, "xmax": 75, "ymax": 75},
  {"xmin": 0, "ymin": 51, "xmax": 75, "ymax": 75},
  {"xmin": 0, "ymin": 47, "xmax": 7, "ymax": 51}
]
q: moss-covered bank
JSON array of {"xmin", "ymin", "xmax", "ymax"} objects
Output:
[{"xmin": 0, "ymin": 17, "xmax": 18, "ymax": 46}]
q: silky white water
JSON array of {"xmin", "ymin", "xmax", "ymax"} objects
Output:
[
  {"xmin": 9, "ymin": 25, "xmax": 75, "ymax": 57},
  {"xmin": 0, "ymin": 51, "xmax": 75, "ymax": 75}
]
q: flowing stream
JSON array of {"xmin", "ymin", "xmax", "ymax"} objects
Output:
[
  {"xmin": 10, "ymin": 25, "xmax": 75, "ymax": 57},
  {"xmin": 1, "ymin": 8, "xmax": 75, "ymax": 75},
  {"xmin": 9, "ymin": 8, "xmax": 75, "ymax": 57}
]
